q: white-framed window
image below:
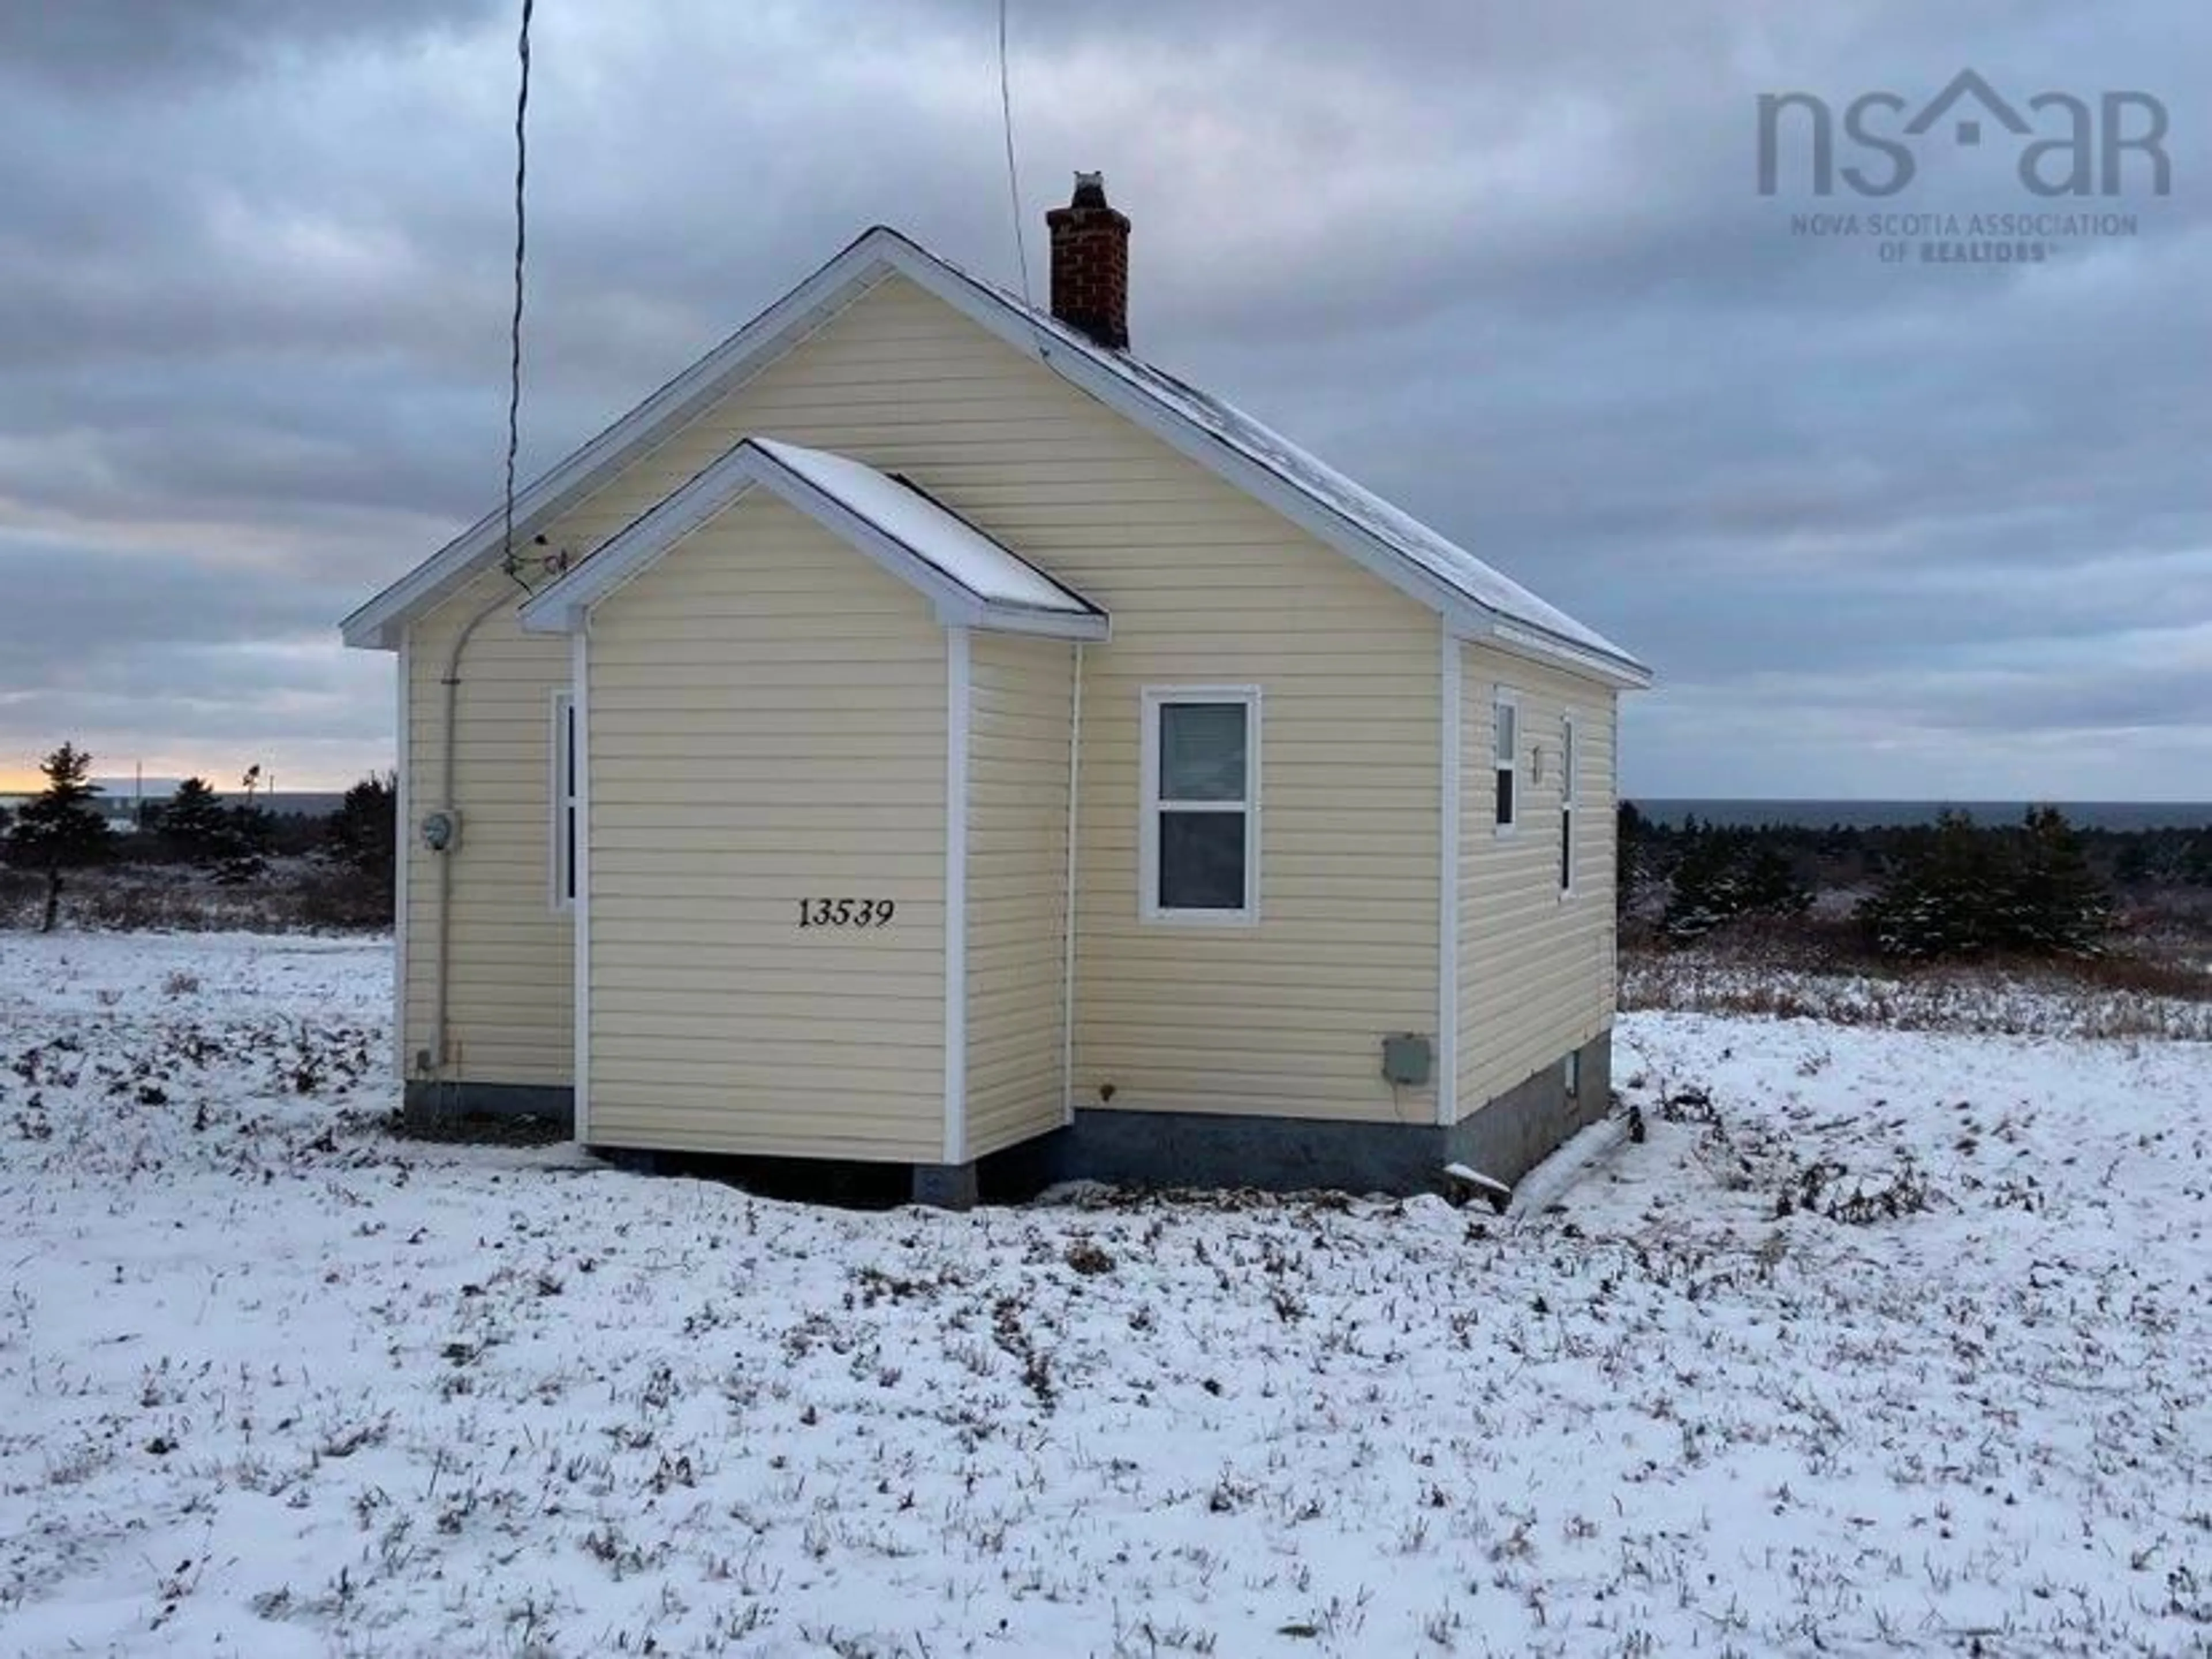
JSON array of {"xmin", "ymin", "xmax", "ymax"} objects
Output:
[
  {"xmin": 551, "ymin": 691, "xmax": 577, "ymax": 911},
  {"xmin": 1139, "ymin": 686, "xmax": 1259, "ymax": 923},
  {"xmin": 1559, "ymin": 710, "xmax": 1578, "ymax": 895},
  {"xmin": 1493, "ymin": 690, "xmax": 1519, "ymax": 834},
  {"xmin": 1565, "ymin": 1047, "xmax": 1581, "ymax": 1097}
]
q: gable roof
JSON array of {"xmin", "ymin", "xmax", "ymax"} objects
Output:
[
  {"xmin": 343, "ymin": 226, "xmax": 1648, "ymax": 687},
  {"xmin": 517, "ymin": 437, "xmax": 1107, "ymax": 639}
]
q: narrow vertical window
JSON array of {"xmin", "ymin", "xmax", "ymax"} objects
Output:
[
  {"xmin": 1560, "ymin": 711, "xmax": 1578, "ymax": 894},
  {"xmin": 1493, "ymin": 691, "xmax": 1518, "ymax": 832},
  {"xmin": 552, "ymin": 691, "xmax": 577, "ymax": 910},
  {"xmin": 1142, "ymin": 688, "xmax": 1259, "ymax": 922}
]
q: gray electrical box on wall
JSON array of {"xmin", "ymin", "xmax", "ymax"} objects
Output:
[
  {"xmin": 420, "ymin": 809, "xmax": 461, "ymax": 853},
  {"xmin": 1381, "ymin": 1033, "xmax": 1433, "ymax": 1088}
]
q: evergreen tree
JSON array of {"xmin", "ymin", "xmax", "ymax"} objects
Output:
[
  {"xmin": 7, "ymin": 743, "xmax": 113, "ymax": 933},
  {"xmin": 1616, "ymin": 800, "xmax": 1645, "ymax": 919},
  {"xmin": 2184, "ymin": 832, "xmax": 2212, "ymax": 888},
  {"xmin": 216, "ymin": 765, "xmax": 272, "ymax": 885},
  {"xmin": 1857, "ymin": 810, "xmax": 1995, "ymax": 960},
  {"xmin": 2008, "ymin": 805, "xmax": 2111, "ymax": 956},
  {"xmin": 1858, "ymin": 807, "xmax": 2110, "ymax": 960},
  {"xmin": 156, "ymin": 776, "xmax": 230, "ymax": 864},
  {"xmin": 1659, "ymin": 827, "xmax": 1812, "ymax": 944},
  {"xmin": 1737, "ymin": 842, "xmax": 1814, "ymax": 916},
  {"xmin": 2112, "ymin": 839, "xmax": 2154, "ymax": 887},
  {"xmin": 326, "ymin": 772, "xmax": 397, "ymax": 887}
]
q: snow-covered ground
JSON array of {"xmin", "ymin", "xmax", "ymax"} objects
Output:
[{"xmin": 1, "ymin": 933, "xmax": 2206, "ymax": 1657}]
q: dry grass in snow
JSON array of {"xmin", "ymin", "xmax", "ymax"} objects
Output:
[{"xmin": 0, "ymin": 933, "xmax": 2207, "ymax": 1656}]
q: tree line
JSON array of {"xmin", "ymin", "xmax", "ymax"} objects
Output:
[
  {"xmin": 2, "ymin": 743, "xmax": 395, "ymax": 933},
  {"xmin": 1616, "ymin": 802, "xmax": 2202, "ymax": 961}
]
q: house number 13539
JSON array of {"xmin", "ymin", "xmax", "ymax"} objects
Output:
[{"xmin": 797, "ymin": 898, "xmax": 896, "ymax": 928}]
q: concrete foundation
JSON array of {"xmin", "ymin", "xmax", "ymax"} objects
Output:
[
  {"xmin": 909, "ymin": 1162, "xmax": 980, "ymax": 1209},
  {"xmin": 1038, "ymin": 1029, "xmax": 1613, "ymax": 1196},
  {"xmin": 411, "ymin": 1033, "xmax": 1612, "ymax": 1206},
  {"xmin": 403, "ymin": 1079, "xmax": 575, "ymax": 1132}
]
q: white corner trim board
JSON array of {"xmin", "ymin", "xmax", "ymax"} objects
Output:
[
  {"xmin": 1437, "ymin": 626, "xmax": 1461, "ymax": 1126},
  {"xmin": 570, "ymin": 626, "xmax": 592, "ymax": 1146},
  {"xmin": 1061, "ymin": 643, "xmax": 1084, "ymax": 1126},
  {"xmin": 392, "ymin": 636, "xmax": 411, "ymax": 1084},
  {"xmin": 942, "ymin": 627, "xmax": 971, "ymax": 1166}
]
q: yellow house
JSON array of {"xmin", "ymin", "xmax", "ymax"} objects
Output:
[{"xmin": 342, "ymin": 176, "xmax": 1651, "ymax": 1205}]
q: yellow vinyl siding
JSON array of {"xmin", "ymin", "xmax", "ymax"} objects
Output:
[
  {"xmin": 400, "ymin": 565, "xmax": 573, "ymax": 1086},
  {"xmin": 1456, "ymin": 645, "xmax": 1616, "ymax": 1113},
  {"xmin": 403, "ymin": 271, "xmax": 1452, "ymax": 1131},
  {"xmin": 541, "ymin": 273, "xmax": 1439, "ymax": 1126},
  {"xmin": 964, "ymin": 633, "xmax": 1075, "ymax": 1157},
  {"xmin": 584, "ymin": 490, "xmax": 947, "ymax": 1160}
]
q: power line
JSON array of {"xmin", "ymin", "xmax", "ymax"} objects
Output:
[
  {"xmin": 996, "ymin": 0, "xmax": 1052, "ymax": 364},
  {"xmin": 997, "ymin": 0, "xmax": 1032, "ymax": 307},
  {"xmin": 500, "ymin": 0, "xmax": 536, "ymax": 590}
]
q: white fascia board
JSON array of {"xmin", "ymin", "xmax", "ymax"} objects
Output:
[
  {"xmin": 1463, "ymin": 619, "xmax": 1656, "ymax": 691},
  {"xmin": 346, "ymin": 223, "xmax": 1647, "ymax": 685},
  {"xmin": 873, "ymin": 240, "xmax": 1655, "ymax": 683},
  {"xmin": 878, "ymin": 249, "xmax": 1480, "ymax": 624},
  {"xmin": 516, "ymin": 460, "xmax": 762, "ymax": 634},
  {"xmin": 340, "ymin": 238, "xmax": 908, "ymax": 650},
  {"xmin": 520, "ymin": 437, "xmax": 1110, "ymax": 642},
  {"xmin": 961, "ymin": 604, "xmax": 1110, "ymax": 642}
]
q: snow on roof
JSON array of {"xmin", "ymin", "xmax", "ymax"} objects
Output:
[
  {"xmin": 750, "ymin": 440, "xmax": 1094, "ymax": 616},
  {"xmin": 346, "ymin": 226, "xmax": 1646, "ymax": 684},
  {"xmin": 897, "ymin": 235, "xmax": 1645, "ymax": 676},
  {"xmin": 516, "ymin": 437, "xmax": 1104, "ymax": 639}
]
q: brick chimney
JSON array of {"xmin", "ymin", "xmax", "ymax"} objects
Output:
[{"xmin": 1046, "ymin": 171, "xmax": 1130, "ymax": 351}]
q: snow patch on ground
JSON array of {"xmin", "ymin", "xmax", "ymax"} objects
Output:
[{"xmin": 1, "ymin": 931, "xmax": 2207, "ymax": 1656}]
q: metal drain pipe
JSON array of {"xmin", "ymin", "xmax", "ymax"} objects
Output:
[{"xmin": 426, "ymin": 586, "xmax": 517, "ymax": 1086}]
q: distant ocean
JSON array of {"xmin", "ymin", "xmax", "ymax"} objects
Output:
[{"xmin": 1634, "ymin": 800, "xmax": 2212, "ymax": 831}]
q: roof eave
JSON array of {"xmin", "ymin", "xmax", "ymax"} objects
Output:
[
  {"xmin": 1472, "ymin": 617, "xmax": 1654, "ymax": 690},
  {"xmin": 341, "ymin": 226, "xmax": 919, "ymax": 652},
  {"xmin": 343, "ymin": 224, "xmax": 1646, "ymax": 684},
  {"xmin": 516, "ymin": 434, "xmax": 1106, "ymax": 642}
]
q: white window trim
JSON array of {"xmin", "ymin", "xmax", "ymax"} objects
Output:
[
  {"xmin": 1138, "ymin": 684, "xmax": 1261, "ymax": 926},
  {"xmin": 1559, "ymin": 709, "xmax": 1578, "ymax": 899},
  {"xmin": 551, "ymin": 690, "xmax": 577, "ymax": 912},
  {"xmin": 1493, "ymin": 687, "xmax": 1520, "ymax": 837}
]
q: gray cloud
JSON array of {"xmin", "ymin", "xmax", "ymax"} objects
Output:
[
  {"xmin": 0, "ymin": 0, "xmax": 501, "ymax": 92},
  {"xmin": 0, "ymin": 0, "xmax": 2203, "ymax": 797}
]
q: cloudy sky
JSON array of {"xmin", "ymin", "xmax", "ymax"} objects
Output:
[{"xmin": 2, "ymin": 0, "xmax": 2203, "ymax": 798}]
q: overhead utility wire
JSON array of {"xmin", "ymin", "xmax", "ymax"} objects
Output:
[
  {"xmin": 500, "ymin": 0, "xmax": 537, "ymax": 590},
  {"xmin": 997, "ymin": 0, "xmax": 1052, "ymax": 363}
]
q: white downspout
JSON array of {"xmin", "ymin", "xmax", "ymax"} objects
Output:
[{"xmin": 1061, "ymin": 642, "xmax": 1084, "ymax": 1124}]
